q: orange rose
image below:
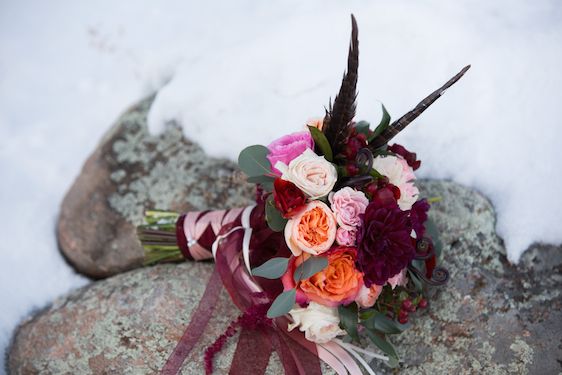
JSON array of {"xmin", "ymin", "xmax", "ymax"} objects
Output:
[
  {"xmin": 306, "ymin": 117, "xmax": 324, "ymax": 131},
  {"xmin": 284, "ymin": 201, "xmax": 337, "ymax": 256},
  {"xmin": 282, "ymin": 247, "xmax": 363, "ymax": 307}
]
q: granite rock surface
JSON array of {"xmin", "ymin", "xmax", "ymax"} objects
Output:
[{"xmin": 11, "ymin": 179, "xmax": 562, "ymax": 374}]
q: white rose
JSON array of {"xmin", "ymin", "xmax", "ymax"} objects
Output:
[
  {"xmin": 372, "ymin": 155, "xmax": 420, "ymax": 210},
  {"xmin": 287, "ymin": 302, "xmax": 346, "ymax": 344},
  {"xmin": 275, "ymin": 149, "xmax": 337, "ymax": 199}
]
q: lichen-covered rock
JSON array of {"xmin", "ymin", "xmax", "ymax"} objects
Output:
[
  {"xmin": 11, "ymin": 180, "xmax": 562, "ymax": 374},
  {"xmin": 57, "ymin": 96, "xmax": 255, "ymax": 278}
]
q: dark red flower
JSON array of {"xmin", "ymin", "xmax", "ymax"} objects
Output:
[
  {"xmin": 410, "ymin": 199, "xmax": 430, "ymax": 238},
  {"xmin": 388, "ymin": 143, "xmax": 421, "ymax": 170},
  {"xmin": 370, "ymin": 184, "xmax": 400, "ymax": 208},
  {"xmin": 273, "ymin": 178, "xmax": 306, "ymax": 218},
  {"xmin": 356, "ymin": 200, "xmax": 415, "ymax": 287}
]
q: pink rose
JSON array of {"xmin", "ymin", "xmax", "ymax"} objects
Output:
[
  {"xmin": 355, "ymin": 284, "xmax": 383, "ymax": 308},
  {"xmin": 336, "ymin": 227, "xmax": 356, "ymax": 246},
  {"xmin": 267, "ymin": 131, "xmax": 314, "ymax": 175},
  {"xmin": 387, "ymin": 268, "xmax": 408, "ymax": 289},
  {"xmin": 328, "ymin": 187, "xmax": 369, "ymax": 230}
]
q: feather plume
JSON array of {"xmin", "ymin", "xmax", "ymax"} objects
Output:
[
  {"xmin": 322, "ymin": 14, "xmax": 359, "ymax": 156},
  {"xmin": 370, "ymin": 65, "xmax": 471, "ymax": 148}
]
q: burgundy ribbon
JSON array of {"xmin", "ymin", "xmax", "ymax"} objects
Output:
[
  {"xmin": 160, "ymin": 267, "xmax": 222, "ymax": 375},
  {"xmin": 163, "ymin": 201, "xmax": 322, "ymax": 374}
]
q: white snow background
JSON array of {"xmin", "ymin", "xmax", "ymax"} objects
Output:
[{"xmin": 1, "ymin": 0, "xmax": 561, "ymax": 371}]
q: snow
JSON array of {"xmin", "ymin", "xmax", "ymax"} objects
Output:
[{"xmin": 0, "ymin": 0, "xmax": 561, "ymax": 372}]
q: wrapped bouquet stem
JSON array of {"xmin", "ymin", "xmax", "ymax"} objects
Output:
[{"xmin": 137, "ymin": 14, "xmax": 468, "ymax": 375}]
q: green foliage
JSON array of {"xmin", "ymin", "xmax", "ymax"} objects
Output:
[
  {"xmin": 293, "ymin": 256, "xmax": 329, "ymax": 283},
  {"xmin": 238, "ymin": 145, "xmax": 271, "ymax": 177},
  {"xmin": 267, "ymin": 289, "xmax": 296, "ymax": 318},
  {"xmin": 365, "ymin": 330, "xmax": 399, "ymax": 367},
  {"xmin": 369, "ymin": 104, "xmax": 391, "ymax": 141},
  {"xmin": 265, "ymin": 196, "xmax": 288, "ymax": 232},
  {"xmin": 425, "ymin": 217, "xmax": 443, "ymax": 259},
  {"xmin": 408, "ymin": 269, "xmax": 424, "ymax": 292},
  {"xmin": 251, "ymin": 257, "xmax": 289, "ymax": 279},
  {"xmin": 362, "ymin": 311, "xmax": 410, "ymax": 335},
  {"xmin": 354, "ymin": 120, "xmax": 370, "ymax": 136},
  {"xmin": 338, "ymin": 303, "xmax": 359, "ymax": 341},
  {"xmin": 308, "ymin": 126, "xmax": 333, "ymax": 161},
  {"xmin": 246, "ymin": 175, "xmax": 275, "ymax": 190}
]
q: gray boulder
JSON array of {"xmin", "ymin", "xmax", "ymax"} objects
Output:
[
  {"xmin": 57, "ymin": 96, "xmax": 255, "ymax": 278},
  {"xmin": 10, "ymin": 180, "xmax": 562, "ymax": 374}
]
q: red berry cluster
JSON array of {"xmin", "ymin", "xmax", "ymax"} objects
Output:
[
  {"xmin": 344, "ymin": 129, "xmax": 368, "ymax": 176},
  {"xmin": 375, "ymin": 287, "xmax": 429, "ymax": 325},
  {"xmin": 363, "ymin": 175, "xmax": 402, "ymax": 208},
  {"xmin": 397, "ymin": 297, "xmax": 428, "ymax": 324}
]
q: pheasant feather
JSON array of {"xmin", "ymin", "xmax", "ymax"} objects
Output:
[
  {"xmin": 370, "ymin": 65, "xmax": 471, "ymax": 148},
  {"xmin": 322, "ymin": 14, "xmax": 359, "ymax": 156}
]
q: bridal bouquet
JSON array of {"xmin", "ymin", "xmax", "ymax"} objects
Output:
[{"xmin": 138, "ymin": 15, "xmax": 468, "ymax": 375}]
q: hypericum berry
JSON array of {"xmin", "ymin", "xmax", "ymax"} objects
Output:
[
  {"xmin": 345, "ymin": 137, "xmax": 363, "ymax": 160},
  {"xmin": 418, "ymin": 298, "xmax": 428, "ymax": 309},
  {"xmin": 346, "ymin": 162, "xmax": 359, "ymax": 176},
  {"xmin": 376, "ymin": 176, "xmax": 390, "ymax": 188},
  {"xmin": 402, "ymin": 299, "xmax": 414, "ymax": 312},
  {"xmin": 365, "ymin": 182, "xmax": 378, "ymax": 196},
  {"xmin": 356, "ymin": 132, "xmax": 367, "ymax": 143},
  {"xmin": 398, "ymin": 310, "xmax": 409, "ymax": 324}
]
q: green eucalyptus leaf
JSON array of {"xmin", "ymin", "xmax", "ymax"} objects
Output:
[
  {"xmin": 368, "ymin": 313, "xmax": 410, "ymax": 335},
  {"xmin": 246, "ymin": 175, "xmax": 276, "ymax": 184},
  {"xmin": 359, "ymin": 309, "xmax": 377, "ymax": 321},
  {"xmin": 408, "ymin": 269, "xmax": 423, "ymax": 292},
  {"xmin": 238, "ymin": 145, "xmax": 271, "ymax": 177},
  {"xmin": 338, "ymin": 303, "xmax": 359, "ymax": 341},
  {"xmin": 365, "ymin": 330, "xmax": 399, "ymax": 364},
  {"xmin": 265, "ymin": 196, "xmax": 288, "ymax": 232},
  {"xmin": 425, "ymin": 218, "xmax": 443, "ymax": 259},
  {"xmin": 354, "ymin": 120, "xmax": 370, "ymax": 136},
  {"xmin": 385, "ymin": 355, "xmax": 400, "ymax": 368},
  {"xmin": 293, "ymin": 256, "xmax": 329, "ymax": 282},
  {"xmin": 308, "ymin": 126, "xmax": 333, "ymax": 161},
  {"xmin": 369, "ymin": 168, "xmax": 383, "ymax": 179},
  {"xmin": 247, "ymin": 175, "xmax": 275, "ymax": 191},
  {"xmin": 369, "ymin": 104, "xmax": 391, "ymax": 141},
  {"xmin": 267, "ymin": 289, "xmax": 296, "ymax": 318},
  {"xmin": 252, "ymin": 257, "xmax": 289, "ymax": 279}
]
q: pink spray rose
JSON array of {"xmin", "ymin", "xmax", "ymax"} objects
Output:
[
  {"xmin": 336, "ymin": 227, "xmax": 357, "ymax": 246},
  {"xmin": 355, "ymin": 284, "xmax": 383, "ymax": 308},
  {"xmin": 328, "ymin": 187, "xmax": 369, "ymax": 230},
  {"xmin": 267, "ymin": 131, "xmax": 314, "ymax": 175},
  {"xmin": 387, "ymin": 268, "xmax": 408, "ymax": 289}
]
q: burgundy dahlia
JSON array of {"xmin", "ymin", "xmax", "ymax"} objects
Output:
[{"xmin": 356, "ymin": 200, "xmax": 415, "ymax": 287}]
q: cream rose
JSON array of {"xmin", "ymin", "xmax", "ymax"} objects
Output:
[
  {"xmin": 288, "ymin": 302, "xmax": 346, "ymax": 344},
  {"xmin": 275, "ymin": 149, "xmax": 337, "ymax": 199},
  {"xmin": 372, "ymin": 155, "xmax": 419, "ymax": 210},
  {"xmin": 284, "ymin": 201, "xmax": 337, "ymax": 256}
]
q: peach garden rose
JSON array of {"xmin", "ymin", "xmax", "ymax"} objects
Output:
[
  {"xmin": 282, "ymin": 246, "xmax": 364, "ymax": 307},
  {"xmin": 284, "ymin": 201, "xmax": 337, "ymax": 256}
]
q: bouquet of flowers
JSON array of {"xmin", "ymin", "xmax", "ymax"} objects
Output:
[{"xmin": 138, "ymin": 15, "xmax": 468, "ymax": 375}]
